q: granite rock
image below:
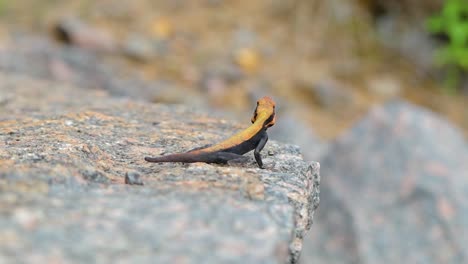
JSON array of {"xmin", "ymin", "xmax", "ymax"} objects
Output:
[
  {"xmin": 301, "ymin": 100, "xmax": 467, "ymax": 264},
  {"xmin": 0, "ymin": 73, "xmax": 319, "ymax": 263}
]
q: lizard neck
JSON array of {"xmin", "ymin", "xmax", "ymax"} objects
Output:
[{"xmin": 196, "ymin": 118, "xmax": 266, "ymax": 153}]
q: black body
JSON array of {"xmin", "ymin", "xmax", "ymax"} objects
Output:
[{"xmin": 144, "ymin": 129, "xmax": 269, "ymax": 168}]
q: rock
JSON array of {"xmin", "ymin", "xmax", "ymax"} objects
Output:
[
  {"xmin": 123, "ymin": 35, "xmax": 167, "ymax": 62},
  {"xmin": 122, "ymin": 35, "xmax": 156, "ymax": 62},
  {"xmin": 125, "ymin": 171, "xmax": 144, "ymax": 185},
  {"xmin": 53, "ymin": 17, "xmax": 117, "ymax": 52},
  {"xmin": 0, "ymin": 73, "xmax": 320, "ymax": 263},
  {"xmin": 301, "ymin": 100, "xmax": 467, "ymax": 264},
  {"xmin": 199, "ymin": 61, "xmax": 244, "ymax": 97},
  {"xmin": 0, "ymin": 35, "xmax": 170, "ymax": 101},
  {"xmin": 201, "ymin": 62, "xmax": 244, "ymax": 86},
  {"xmin": 297, "ymin": 78, "xmax": 355, "ymax": 112},
  {"xmin": 269, "ymin": 112, "xmax": 326, "ymax": 160},
  {"xmin": 234, "ymin": 47, "xmax": 261, "ymax": 74}
]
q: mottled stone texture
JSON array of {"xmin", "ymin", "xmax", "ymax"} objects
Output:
[
  {"xmin": 301, "ymin": 101, "xmax": 467, "ymax": 264},
  {"xmin": 0, "ymin": 73, "xmax": 319, "ymax": 263}
]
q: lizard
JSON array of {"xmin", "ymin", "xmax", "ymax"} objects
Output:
[{"xmin": 144, "ymin": 96, "xmax": 276, "ymax": 168}]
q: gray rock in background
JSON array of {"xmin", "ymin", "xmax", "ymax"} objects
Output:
[
  {"xmin": 0, "ymin": 73, "xmax": 320, "ymax": 263},
  {"xmin": 53, "ymin": 17, "xmax": 117, "ymax": 52},
  {"xmin": 269, "ymin": 112, "xmax": 326, "ymax": 161},
  {"xmin": 0, "ymin": 34, "xmax": 199, "ymax": 105},
  {"xmin": 301, "ymin": 100, "xmax": 467, "ymax": 263}
]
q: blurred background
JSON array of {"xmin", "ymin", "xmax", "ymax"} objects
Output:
[{"xmin": 0, "ymin": 0, "xmax": 466, "ymax": 263}]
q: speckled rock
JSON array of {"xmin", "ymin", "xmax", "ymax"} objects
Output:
[
  {"xmin": 0, "ymin": 73, "xmax": 320, "ymax": 263},
  {"xmin": 301, "ymin": 100, "xmax": 467, "ymax": 264}
]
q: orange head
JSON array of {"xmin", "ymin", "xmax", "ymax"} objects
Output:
[{"xmin": 251, "ymin": 96, "xmax": 276, "ymax": 128}]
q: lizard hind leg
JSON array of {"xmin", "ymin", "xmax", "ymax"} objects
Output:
[{"xmin": 206, "ymin": 152, "xmax": 246, "ymax": 164}]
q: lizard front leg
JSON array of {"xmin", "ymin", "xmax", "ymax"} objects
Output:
[{"xmin": 254, "ymin": 133, "xmax": 268, "ymax": 169}]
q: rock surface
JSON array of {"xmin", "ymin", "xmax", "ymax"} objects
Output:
[
  {"xmin": 301, "ymin": 100, "xmax": 467, "ymax": 263},
  {"xmin": 0, "ymin": 73, "xmax": 320, "ymax": 263}
]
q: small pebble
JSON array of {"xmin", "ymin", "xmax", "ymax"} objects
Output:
[{"xmin": 125, "ymin": 171, "xmax": 144, "ymax": 185}]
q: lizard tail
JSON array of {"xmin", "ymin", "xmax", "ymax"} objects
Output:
[{"xmin": 144, "ymin": 153, "xmax": 200, "ymax": 163}]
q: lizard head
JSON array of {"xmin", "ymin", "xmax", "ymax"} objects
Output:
[{"xmin": 251, "ymin": 96, "xmax": 276, "ymax": 128}]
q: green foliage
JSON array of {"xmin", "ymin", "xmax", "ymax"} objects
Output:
[
  {"xmin": 427, "ymin": 0, "xmax": 468, "ymax": 93},
  {"xmin": 0, "ymin": 0, "xmax": 6, "ymax": 16}
]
